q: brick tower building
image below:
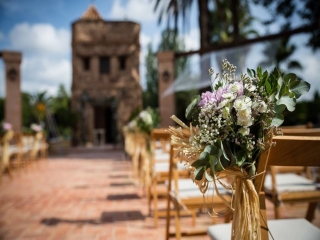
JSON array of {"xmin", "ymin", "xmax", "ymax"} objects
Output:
[{"xmin": 71, "ymin": 5, "xmax": 142, "ymax": 146}]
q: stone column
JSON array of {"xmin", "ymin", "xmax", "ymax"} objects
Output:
[
  {"xmin": 157, "ymin": 51, "xmax": 175, "ymax": 128},
  {"xmin": 1, "ymin": 51, "xmax": 22, "ymax": 133}
]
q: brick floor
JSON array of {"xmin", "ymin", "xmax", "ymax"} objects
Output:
[{"xmin": 0, "ymin": 147, "xmax": 319, "ymax": 240}]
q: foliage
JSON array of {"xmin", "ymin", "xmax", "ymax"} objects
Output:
[
  {"xmin": 183, "ymin": 60, "xmax": 310, "ymax": 179},
  {"xmin": 253, "ymin": 0, "xmax": 320, "ymax": 50},
  {"xmin": 143, "ymin": 28, "xmax": 189, "ymax": 122},
  {"xmin": 259, "ymin": 35, "xmax": 303, "ymax": 71},
  {"xmin": 143, "ymin": 43, "xmax": 158, "ymax": 109}
]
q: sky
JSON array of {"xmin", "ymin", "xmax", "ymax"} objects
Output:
[{"xmin": 0, "ymin": 0, "xmax": 319, "ymax": 101}]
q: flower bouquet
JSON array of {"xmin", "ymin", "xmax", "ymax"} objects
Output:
[{"xmin": 168, "ymin": 60, "xmax": 310, "ymax": 240}]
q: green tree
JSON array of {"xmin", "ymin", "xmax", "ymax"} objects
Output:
[
  {"xmin": 259, "ymin": 36, "xmax": 303, "ymax": 71},
  {"xmin": 22, "ymin": 92, "xmax": 37, "ymax": 131},
  {"xmin": 143, "ymin": 43, "xmax": 158, "ymax": 109},
  {"xmin": 51, "ymin": 84, "xmax": 75, "ymax": 137},
  {"xmin": 253, "ymin": 0, "xmax": 320, "ymax": 50}
]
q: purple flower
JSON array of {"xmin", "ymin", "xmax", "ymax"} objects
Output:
[
  {"xmin": 3, "ymin": 122, "xmax": 12, "ymax": 131},
  {"xmin": 199, "ymin": 91, "xmax": 216, "ymax": 107}
]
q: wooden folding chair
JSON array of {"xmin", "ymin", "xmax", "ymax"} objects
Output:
[
  {"xmin": 149, "ymin": 129, "xmax": 190, "ymax": 228},
  {"xmin": 165, "ymin": 144, "xmax": 232, "ymax": 240},
  {"xmin": 207, "ymin": 136, "xmax": 320, "ymax": 240},
  {"xmin": 264, "ymin": 128, "xmax": 320, "ymax": 220}
]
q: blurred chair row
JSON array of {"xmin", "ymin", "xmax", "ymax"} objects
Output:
[
  {"xmin": 123, "ymin": 127, "xmax": 320, "ymax": 240},
  {"xmin": 0, "ymin": 130, "xmax": 48, "ymax": 183}
]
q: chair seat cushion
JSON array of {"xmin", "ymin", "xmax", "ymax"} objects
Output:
[
  {"xmin": 264, "ymin": 173, "xmax": 320, "ymax": 193},
  {"xmin": 154, "ymin": 152, "xmax": 170, "ymax": 161},
  {"xmin": 167, "ymin": 178, "xmax": 230, "ymax": 199},
  {"xmin": 208, "ymin": 218, "xmax": 320, "ymax": 240},
  {"xmin": 154, "ymin": 162, "xmax": 186, "ymax": 172}
]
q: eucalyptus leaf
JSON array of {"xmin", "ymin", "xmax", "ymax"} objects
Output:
[
  {"xmin": 289, "ymin": 79, "xmax": 311, "ymax": 99},
  {"xmin": 284, "ymin": 73, "xmax": 297, "ymax": 84},
  {"xmin": 271, "ymin": 113, "xmax": 284, "ymax": 127},
  {"xmin": 277, "ymin": 96, "xmax": 296, "ymax": 112},
  {"xmin": 185, "ymin": 95, "xmax": 200, "ymax": 120},
  {"xmin": 194, "ymin": 166, "xmax": 204, "ymax": 181},
  {"xmin": 274, "ymin": 104, "xmax": 286, "ymax": 114},
  {"xmin": 235, "ymin": 150, "xmax": 246, "ymax": 167},
  {"xmin": 205, "ymin": 171, "xmax": 214, "ymax": 182}
]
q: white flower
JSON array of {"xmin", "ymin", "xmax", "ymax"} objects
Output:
[
  {"xmin": 229, "ymin": 83, "xmax": 240, "ymax": 93},
  {"xmin": 259, "ymin": 101, "xmax": 268, "ymax": 113},
  {"xmin": 252, "ymin": 101, "xmax": 268, "ymax": 113},
  {"xmin": 237, "ymin": 107, "xmax": 251, "ymax": 119},
  {"xmin": 234, "ymin": 96, "xmax": 252, "ymax": 110},
  {"xmin": 237, "ymin": 117, "xmax": 253, "ymax": 127},
  {"xmin": 222, "ymin": 92, "xmax": 234, "ymax": 99},
  {"xmin": 238, "ymin": 127, "xmax": 250, "ymax": 136},
  {"xmin": 245, "ymin": 83, "xmax": 256, "ymax": 91},
  {"xmin": 218, "ymin": 99, "xmax": 230, "ymax": 109}
]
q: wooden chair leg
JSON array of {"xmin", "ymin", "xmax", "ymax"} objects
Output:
[
  {"xmin": 306, "ymin": 202, "xmax": 317, "ymax": 222},
  {"xmin": 153, "ymin": 178, "xmax": 159, "ymax": 228},
  {"xmin": 173, "ymin": 199, "xmax": 182, "ymax": 240},
  {"xmin": 275, "ymin": 203, "xmax": 281, "ymax": 219},
  {"xmin": 191, "ymin": 209, "xmax": 197, "ymax": 226},
  {"xmin": 165, "ymin": 193, "xmax": 171, "ymax": 240}
]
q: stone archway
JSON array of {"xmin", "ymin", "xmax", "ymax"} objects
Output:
[{"xmin": 0, "ymin": 51, "xmax": 22, "ymax": 132}]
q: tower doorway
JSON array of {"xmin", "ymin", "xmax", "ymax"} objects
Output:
[{"xmin": 94, "ymin": 106, "xmax": 116, "ymax": 144}]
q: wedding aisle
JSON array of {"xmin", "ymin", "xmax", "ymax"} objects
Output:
[
  {"xmin": 0, "ymin": 147, "xmax": 211, "ymax": 240},
  {"xmin": 1, "ymin": 147, "xmax": 319, "ymax": 240}
]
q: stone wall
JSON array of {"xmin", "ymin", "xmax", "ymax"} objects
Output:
[{"xmin": 71, "ymin": 19, "xmax": 142, "ymax": 146}]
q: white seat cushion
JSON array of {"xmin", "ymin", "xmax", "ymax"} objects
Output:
[
  {"xmin": 167, "ymin": 178, "xmax": 230, "ymax": 199},
  {"xmin": 154, "ymin": 162, "xmax": 186, "ymax": 173},
  {"xmin": 264, "ymin": 173, "xmax": 320, "ymax": 193},
  {"xmin": 154, "ymin": 152, "xmax": 170, "ymax": 161},
  {"xmin": 207, "ymin": 218, "xmax": 320, "ymax": 240}
]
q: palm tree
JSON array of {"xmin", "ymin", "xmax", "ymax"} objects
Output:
[{"xmin": 31, "ymin": 91, "xmax": 51, "ymax": 123}]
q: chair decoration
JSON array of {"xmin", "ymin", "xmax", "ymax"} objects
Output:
[
  {"xmin": 123, "ymin": 108, "xmax": 160, "ymax": 185},
  {"xmin": 168, "ymin": 60, "xmax": 310, "ymax": 240}
]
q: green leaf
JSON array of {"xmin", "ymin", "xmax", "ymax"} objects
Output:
[
  {"xmin": 284, "ymin": 73, "xmax": 297, "ymax": 84},
  {"xmin": 276, "ymin": 96, "xmax": 296, "ymax": 112},
  {"xmin": 222, "ymin": 141, "xmax": 237, "ymax": 167},
  {"xmin": 203, "ymin": 145, "xmax": 216, "ymax": 155},
  {"xmin": 235, "ymin": 150, "xmax": 246, "ymax": 167},
  {"xmin": 209, "ymin": 155, "xmax": 216, "ymax": 177},
  {"xmin": 247, "ymin": 68, "xmax": 253, "ymax": 78},
  {"xmin": 257, "ymin": 66, "xmax": 262, "ymax": 79},
  {"xmin": 191, "ymin": 159, "xmax": 205, "ymax": 168},
  {"xmin": 198, "ymin": 151, "xmax": 209, "ymax": 161},
  {"xmin": 185, "ymin": 95, "xmax": 200, "ymax": 120},
  {"xmin": 205, "ymin": 171, "xmax": 213, "ymax": 182},
  {"xmin": 271, "ymin": 113, "xmax": 284, "ymax": 127},
  {"xmin": 194, "ymin": 166, "xmax": 204, "ymax": 181},
  {"xmin": 274, "ymin": 104, "xmax": 286, "ymax": 114},
  {"xmin": 265, "ymin": 80, "xmax": 271, "ymax": 95},
  {"xmin": 248, "ymin": 165, "xmax": 256, "ymax": 177},
  {"xmin": 289, "ymin": 79, "xmax": 311, "ymax": 99}
]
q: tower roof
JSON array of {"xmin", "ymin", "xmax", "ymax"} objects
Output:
[{"xmin": 81, "ymin": 5, "xmax": 102, "ymax": 20}]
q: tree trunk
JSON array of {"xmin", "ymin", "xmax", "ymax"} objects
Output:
[
  {"xmin": 198, "ymin": 0, "xmax": 210, "ymax": 50},
  {"xmin": 231, "ymin": 0, "xmax": 239, "ymax": 42}
]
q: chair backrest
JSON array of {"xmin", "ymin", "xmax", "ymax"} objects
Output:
[
  {"xmin": 254, "ymin": 136, "xmax": 320, "ymax": 239},
  {"xmin": 281, "ymin": 128, "xmax": 320, "ymax": 136},
  {"xmin": 271, "ymin": 128, "xmax": 320, "ymax": 178},
  {"xmin": 150, "ymin": 128, "xmax": 171, "ymax": 153}
]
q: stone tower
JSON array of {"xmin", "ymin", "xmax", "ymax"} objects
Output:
[{"xmin": 71, "ymin": 5, "xmax": 142, "ymax": 146}]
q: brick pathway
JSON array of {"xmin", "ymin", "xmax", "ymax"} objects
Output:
[{"xmin": 0, "ymin": 147, "xmax": 319, "ymax": 240}]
